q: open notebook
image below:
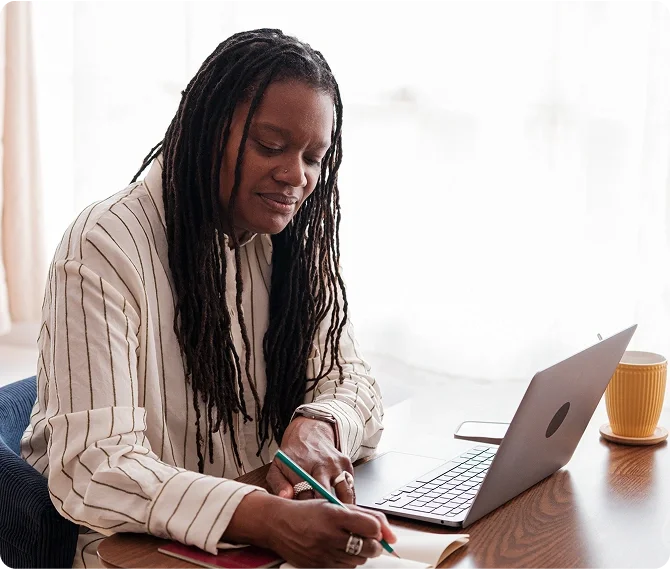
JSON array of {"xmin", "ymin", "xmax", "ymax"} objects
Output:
[{"xmin": 158, "ymin": 526, "xmax": 468, "ymax": 569}]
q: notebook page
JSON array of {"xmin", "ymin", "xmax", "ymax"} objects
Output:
[
  {"xmin": 280, "ymin": 558, "xmax": 428, "ymax": 569},
  {"xmin": 391, "ymin": 526, "xmax": 469, "ymax": 566}
]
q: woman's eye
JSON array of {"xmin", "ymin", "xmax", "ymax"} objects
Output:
[
  {"xmin": 305, "ymin": 157, "xmax": 322, "ymax": 167},
  {"xmin": 257, "ymin": 141, "xmax": 282, "ymax": 154}
]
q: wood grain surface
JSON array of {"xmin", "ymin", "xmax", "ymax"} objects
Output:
[{"xmin": 98, "ymin": 382, "xmax": 670, "ymax": 568}]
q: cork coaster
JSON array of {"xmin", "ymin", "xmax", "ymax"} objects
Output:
[{"xmin": 599, "ymin": 424, "xmax": 668, "ymax": 446}]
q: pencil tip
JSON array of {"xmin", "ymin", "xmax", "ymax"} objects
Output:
[{"xmin": 392, "ymin": 551, "xmax": 401, "ymax": 559}]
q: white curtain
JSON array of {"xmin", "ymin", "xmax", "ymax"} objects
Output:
[
  {"xmin": 31, "ymin": 1, "xmax": 670, "ymax": 382},
  {"xmin": 0, "ymin": 1, "xmax": 46, "ymax": 332}
]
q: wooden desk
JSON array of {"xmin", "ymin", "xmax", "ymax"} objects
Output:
[{"xmin": 98, "ymin": 381, "xmax": 670, "ymax": 568}]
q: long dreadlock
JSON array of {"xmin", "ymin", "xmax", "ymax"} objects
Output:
[{"xmin": 131, "ymin": 29, "xmax": 348, "ymax": 473}]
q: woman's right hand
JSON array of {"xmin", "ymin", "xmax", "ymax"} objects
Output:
[
  {"xmin": 267, "ymin": 499, "xmax": 397, "ymax": 568},
  {"xmin": 224, "ymin": 491, "xmax": 397, "ymax": 568}
]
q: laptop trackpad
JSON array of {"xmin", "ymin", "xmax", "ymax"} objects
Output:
[{"xmin": 354, "ymin": 452, "xmax": 446, "ymax": 506}]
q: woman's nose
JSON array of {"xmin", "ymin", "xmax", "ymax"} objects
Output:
[{"xmin": 274, "ymin": 159, "xmax": 307, "ymax": 188}]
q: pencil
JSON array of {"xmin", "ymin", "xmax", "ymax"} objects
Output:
[{"xmin": 275, "ymin": 449, "xmax": 400, "ymax": 558}]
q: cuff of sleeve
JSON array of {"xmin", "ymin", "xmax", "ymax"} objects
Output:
[
  {"xmin": 149, "ymin": 470, "xmax": 266, "ymax": 554},
  {"xmin": 294, "ymin": 400, "xmax": 365, "ymax": 459}
]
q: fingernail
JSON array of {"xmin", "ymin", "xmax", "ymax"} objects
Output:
[{"xmin": 279, "ymin": 490, "xmax": 289, "ymax": 498}]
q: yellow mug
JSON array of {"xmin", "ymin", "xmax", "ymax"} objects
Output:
[{"xmin": 605, "ymin": 351, "xmax": 667, "ymax": 438}]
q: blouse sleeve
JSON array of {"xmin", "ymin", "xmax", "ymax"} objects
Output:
[
  {"xmin": 24, "ymin": 229, "xmax": 262, "ymax": 555},
  {"xmin": 294, "ymin": 281, "xmax": 384, "ymax": 462}
]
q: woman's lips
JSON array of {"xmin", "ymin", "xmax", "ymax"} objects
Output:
[{"xmin": 258, "ymin": 194, "xmax": 297, "ymax": 213}]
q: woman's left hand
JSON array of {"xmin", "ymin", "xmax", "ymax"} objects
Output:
[{"xmin": 266, "ymin": 416, "xmax": 356, "ymax": 504}]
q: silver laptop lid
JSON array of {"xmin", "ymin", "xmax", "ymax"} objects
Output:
[{"xmin": 463, "ymin": 324, "xmax": 636, "ymax": 527}]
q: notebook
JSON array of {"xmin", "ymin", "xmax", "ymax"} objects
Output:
[
  {"xmin": 158, "ymin": 542, "xmax": 282, "ymax": 569},
  {"xmin": 159, "ymin": 526, "xmax": 468, "ymax": 569}
]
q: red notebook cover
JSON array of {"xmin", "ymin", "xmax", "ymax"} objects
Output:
[{"xmin": 158, "ymin": 542, "xmax": 283, "ymax": 569}]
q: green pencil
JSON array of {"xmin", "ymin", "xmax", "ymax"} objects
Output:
[{"xmin": 275, "ymin": 449, "xmax": 399, "ymax": 558}]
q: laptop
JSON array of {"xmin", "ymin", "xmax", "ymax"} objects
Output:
[{"xmin": 354, "ymin": 325, "xmax": 637, "ymax": 528}]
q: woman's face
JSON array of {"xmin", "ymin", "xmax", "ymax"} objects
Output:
[{"xmin": 218, "ymin": 80, "xmax": 334, "ymax": 237}]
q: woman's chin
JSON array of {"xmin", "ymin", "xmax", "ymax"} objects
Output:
[{"xmin": 243, "ymin": 216, "xmax": 292, "ymax": 236}]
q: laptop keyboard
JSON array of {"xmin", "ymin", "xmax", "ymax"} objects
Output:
[{"xmin": 373, "ymin": 445, "xmax": 497, "ymax": 518}]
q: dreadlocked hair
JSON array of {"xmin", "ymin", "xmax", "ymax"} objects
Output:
[{"xmin": 131, "ymin": 29, "xmax": 347, "ymax": 473}]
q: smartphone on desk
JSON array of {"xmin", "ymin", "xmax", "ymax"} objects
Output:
[{"xmin": 453, "ymin": 420, "xmax": 509, "ymax": 445}]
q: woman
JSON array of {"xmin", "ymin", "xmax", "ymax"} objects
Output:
[{"xmin": 21, "ymin": 28, "xmax": 395, "ymax": 568}]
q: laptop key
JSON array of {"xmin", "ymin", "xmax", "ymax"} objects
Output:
[
  {"xmin": 388, "ymin": 496, "xmax": 415, "ymax": 508},
  {"xmin": 405, "ymin": 505, "xmax": 437, "ymax": 513},
  {"xmin": 432, "ymin": 506, "xmax": 454, "ymax": 516},
  {"xmin": 437, "ymin": 473, "xmax": 457, "ymax": 480},
  {"xmin": 415, "ymin": 462, "xmax": 461, "ymax": 483}
]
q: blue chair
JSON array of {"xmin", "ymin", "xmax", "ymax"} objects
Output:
[{"xmin": 0, "ymin": 376, "xmax": 79, "ymax": 568}]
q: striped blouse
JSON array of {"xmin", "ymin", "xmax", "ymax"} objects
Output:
[{"xmin": 20, "ymin": 156, "xmax": 384, "ymax": 567}]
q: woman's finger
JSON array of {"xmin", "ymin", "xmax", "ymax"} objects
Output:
[
  {"xmin": 332, "ymin": 470, "xmax": 356, "ymax": 504},
  {"xmin": 265, "ymin": 461, "xmax": 294, "ymax": 499},
  {"xmin": 311, "ymin": 465, "xmax": 336, "ymax": 498},
  {"xmin": 329, "ymin": 535, "xmax": 381, "ymax": 566},
  {"xmin": 354, "ymin": 508, "xmax": 397, "ymax": 543},
  {"xmin": 335, "ymin": 508, "xmax": 382, "ymax": 539},
  {"xmin": 295, "ymin": 488, "xmax": 316, "ymax": 500},
  {"xmin": 336, "ymin": 535, "xmax": 382, "ymax": 559}
]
